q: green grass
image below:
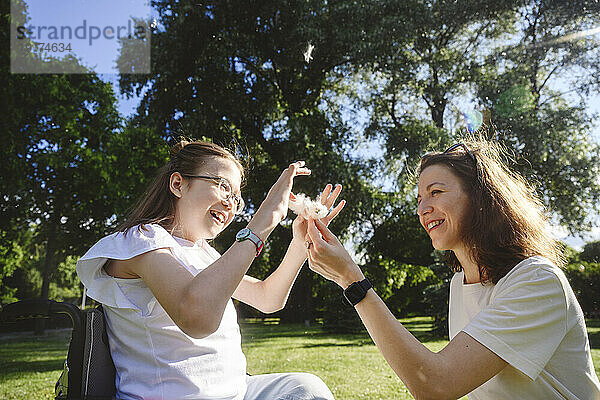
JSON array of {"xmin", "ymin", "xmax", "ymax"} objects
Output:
[
  {"xmin": 0, "ymin": 330, "xmax": 71, "ymax": 400},
  {"xmin": 1, "ymin": 318, "xmax": 599, "ymax": 399},
  {"xmin": 242, "ymin": 317, "xmax": 445, "ymax": 399}
]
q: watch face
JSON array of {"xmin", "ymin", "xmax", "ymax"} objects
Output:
[
  {"xmin": 343, "ymin": 282, "xmax": 364, "ymax": 306},
  {"xmin": 343, "ymin": 279, "xmax": 372, "ymax": 306},
  {"xmin": 236, "ymin": 228, "xmax": 250, "ymax": 241}
]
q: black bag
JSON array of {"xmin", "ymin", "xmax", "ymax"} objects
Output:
[{"xmin": 0, "ymin": 299, "xmax": 116, "ymax": 400}]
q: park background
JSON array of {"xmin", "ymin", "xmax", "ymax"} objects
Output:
[{"xmin": 2, "ymin": 0, "xmax": 600, "ymax": 398}]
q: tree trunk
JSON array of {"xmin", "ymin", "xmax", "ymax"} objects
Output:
[
  {"xmin": 34, "ymin": 232, "xmax": 57, "ymax": 335},
  {"xmin": 430, "ymin": 97, "xmax": 447, "ymax": 129}
]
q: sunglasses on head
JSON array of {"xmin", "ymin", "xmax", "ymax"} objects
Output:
[{"xmin": 443, "ymin": 143, "xmax": 476, "ymax": 164}]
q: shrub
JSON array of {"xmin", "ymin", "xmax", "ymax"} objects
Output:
[{"xmin": 564, "ymin": 262, "xmax": 600, "ymax": 318}]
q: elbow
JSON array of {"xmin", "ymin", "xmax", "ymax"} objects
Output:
[
  {"xmin": 179, "ymin": 315, "xmax": 220, "ymax": 339},
  {"xmin": 411, "ymin": 390, "xmax": 441, "ymax": 400},
  {"xmin": 402, "ymin": 368, "xmax": 454, "ymax": 400},
  {"xmin": 257, "ymin": 302, "xmax": 285, "ymax": 314},
  {"xmin": 179, "ymin": 326, "xmax": 218, "ymax": 339},
  {"xmin": 176, "ymin": 315, "xmax": 220, "ymax": 339},
  {"xmin": 177, "ymin": 293, "xmax": 221, "ymax": 339},
  {"xmin": 408, "ymin": 380, "xmax": 455, "ymax": 400}
]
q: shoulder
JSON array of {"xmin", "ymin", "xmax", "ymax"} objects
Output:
[
  {"xmin": 79, "ymin": 223, "xmax": 178, "ymax": 262},
  {"xmin": 492, "ymin": 256, "xmax": 573, "ymax": 320},
  {"xmin": 449, "ymin": 271, "xmax": 464, "ymax": 290},
  {"xmin": 77, "ymin": 224, "xmax": 180, "ymax": 279},
  {"xmin": 108, "ymin": 248, "xmax": 173, "ymax": 278},
  {"xmin": 499, "ymin": 256, "xmax": 563, "ymax": 287}
]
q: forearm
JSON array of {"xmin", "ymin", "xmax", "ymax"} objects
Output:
[
  {"xmin": 350, "ymin": 290, "xmax": 453, "ymax": 399},
  {"xmin": 234, "ymin": 238, "xmax": 306, "ymax": 313},
  {"xmin": 180, "ymin": 218, "xmax": 277, "ymax": 335},
  {"xmin": 180, "ymin": 239, "xmax": 265, "ymax": 335},
  {"xmin": 258, "ymin": 238, "xmax": 307, "ymax": 311}
]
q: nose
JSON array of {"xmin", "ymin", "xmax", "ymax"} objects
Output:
[
  {"xmin": 221, "ymin": 196, "xmax": 235, "ymax": 213},
  {"xmin": 417, "ymin": 200, "xmax": 432, "ymax": 219}
]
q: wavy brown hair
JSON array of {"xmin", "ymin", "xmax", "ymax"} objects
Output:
[
  {"xmin": 117, "ymin": 139, "xmax": 245, "ymax": 234},
  {"xmin": 418, "ymin": 136, "xmax": 564, "ymax": 284}
]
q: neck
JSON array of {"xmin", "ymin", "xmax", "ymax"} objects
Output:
[
  {"xmin": 168, "ymin": 219, "xmax": 198, "ymax": 243},
  {"xmin": 453, "ymin": 246, "xmax": 480, "ymax": 284}
]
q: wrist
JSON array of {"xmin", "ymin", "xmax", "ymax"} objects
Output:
[
  {"xmin": 235, "ymin": 227, "xmax": 264, "ymax": 256},
  {"xmin": 343, "ymin": 277, "xmax": 373, "ymax": 307},
  {"xmin": 338, "ymin": 266, "xmax": 365, "ymax": 289},
  {"xmin": 290, "ymin": 236, "xmax": 305, "ymax": 248},
  {"xmin": 246, "ymin": 220, "xmax": 273, "ymax": 243}
]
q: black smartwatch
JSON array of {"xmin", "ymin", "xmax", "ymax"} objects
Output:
[{"xmin": 343, "ymin": 278, "xmax": 372, "ymax": 306}]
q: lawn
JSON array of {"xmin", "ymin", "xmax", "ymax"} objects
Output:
[{"xmin": 0, "ymin": 317, "xmax": 599, "ymax": 399}]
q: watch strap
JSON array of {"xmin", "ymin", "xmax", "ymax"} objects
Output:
[{"xmin": 236, "ymin": 228, "xmax": 264, "ymax": 257}]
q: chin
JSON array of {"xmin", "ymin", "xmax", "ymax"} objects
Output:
[
  {"xmin": 431, "ymin": 239, "xmax": 450, "ymax": 251},
  {"xmin": 208, "ymin": 226, "xmax": 227, "ymax": 239}
]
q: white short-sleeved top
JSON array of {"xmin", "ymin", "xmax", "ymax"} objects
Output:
[
  {"xmin": 76, "ymin": 224, "xmax": 247, "ymax": 400},
  {"xmin": 449, "ymin": 256, "xmax": 600, "ymax": 399}
]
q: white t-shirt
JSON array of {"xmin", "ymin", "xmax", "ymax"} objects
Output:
[
  {"xmin": 76, "ymin": 224, "xmax": 247, "ymax": 400},
  {"xmin": 449, "ymin": 256, "xmax": 600, "ymax": 399}
]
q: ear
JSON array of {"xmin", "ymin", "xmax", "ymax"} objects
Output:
[{"xmin": 169, "ymin": 172, "xmax": 185, "ymax": 198}]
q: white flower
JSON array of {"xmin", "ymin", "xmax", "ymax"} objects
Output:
[{"xmin": 289, "ymin": 193, "xmax": 328, "ymax": 219}]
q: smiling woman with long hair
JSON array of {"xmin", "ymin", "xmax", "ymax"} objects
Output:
[{"xmin": 304, "ymin": 136, "xmax": 600, "ymax": 399}]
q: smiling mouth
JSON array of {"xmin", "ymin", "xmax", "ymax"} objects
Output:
[
  {"xmin": 210, "ymin": 210, "xmax": 226, "ymax": 224},
  {"xmin": 427, "ymin": 219, "xmax": 444, "ymax": 232}
]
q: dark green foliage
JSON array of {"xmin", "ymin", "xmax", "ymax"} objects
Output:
[
  {"xmin": 581, "ymin": 241, "xmax": 600, "ymax": 263},
  {"xmin": 565, "ymin": 262, "xmax": 600, "ymax": 318},
  {"xmin": 475, "ymin": 0, "xmax": 600, "ymax": 232},
  {"xmin": 1, "ymin": 1, "xmax": 125, "ymax": 304},
  {"xmin": 320, "ymin": 281, "xmax": 365, "ymax": 334},
  {"xmin": 421, "ymin": 253, "xmax": 454, "ymax": 337},
  {"xmin": 2, "ymin": 0, "xmax": 600, "ymax": 336}
]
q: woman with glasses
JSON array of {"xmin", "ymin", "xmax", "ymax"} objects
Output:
[
  {"xmin": 76, "ymin": 139, "xmax": 343, "ymax": 400},
  {"xmin": 304, "ymin": 137, "xmax": 600, "ymax": 399}
]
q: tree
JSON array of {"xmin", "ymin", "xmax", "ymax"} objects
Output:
[
  {"xmin": 2, "ymin": 1, "xmax": 125, "ymax": 306},
  {"xmin": 340, "ymin": 0, "xmax": 600, "ymax": 326},
  {"xmin": 581, "ymin": 241, "xmax": 600, "ymax": 263},
  {"xmin": 113, "ymin": 1, "xmax": 600, "ymax": 329},
  {"xmin": 476, "ymin": 0, "xmax": 600, "ymax": 232},
  {"xmin": 564, "ymin": 261, "xmax": 600, "ymax": 317},
  {"xmin": 116, "ymin": 0, "xmax": 416, "ymax": 323}
]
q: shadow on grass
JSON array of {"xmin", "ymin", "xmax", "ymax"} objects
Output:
[
  {"xmin": 587, "ymin": 319, "xmax": 600, "ymax": 329},
  {"xmin": 589, "ymin": 331, "xmax": 600, "ymax": 349},
  {"xmin": 301, "ymin": 341, "xmax": 372, "ymax": 348},
  {"xmin": 240, "ymin": 318, "xmax": 444, "ymax": 347},
  {"xmin": 1, "ymin": 359, "xmax": 64, "ymax": 375},
  {"xmin": 0, "ymin": 331, "xmax": 69, "ymax": 381}
]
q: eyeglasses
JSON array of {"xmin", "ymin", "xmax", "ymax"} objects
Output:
[
  {"xmin": 443, "ymin": 143, "xmax": 476, "ymax": 164},
  {"xmin": 181, "ymin": 174, "xmax": 245, "ymax": 214}
]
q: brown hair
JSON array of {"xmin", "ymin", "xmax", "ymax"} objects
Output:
[
  {"xmin": 117, "ymin": 139, "xmax": 245, "ymax": 233},
  {"xmin": 418, "ymin": 135, "xmax": 564, "ymax": 284}
]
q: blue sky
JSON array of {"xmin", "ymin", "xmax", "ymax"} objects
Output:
[{"xmin": 18, "ymin": 0, "xmax": 151, "ymax": 74}]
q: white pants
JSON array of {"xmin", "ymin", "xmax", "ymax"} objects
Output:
[{"xmin": 244, "ymin": 373, "xmax": 335, "ymax": 400}]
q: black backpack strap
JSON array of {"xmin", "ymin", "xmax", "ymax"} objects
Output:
[{"xmin": 80, "ymin": 305, "xmax": 116, "ymax": 400}]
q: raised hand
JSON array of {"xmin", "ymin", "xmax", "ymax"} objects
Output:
[{"xmin": 249, "ymin": 161, "xmax": 311, "ymax": 237}]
